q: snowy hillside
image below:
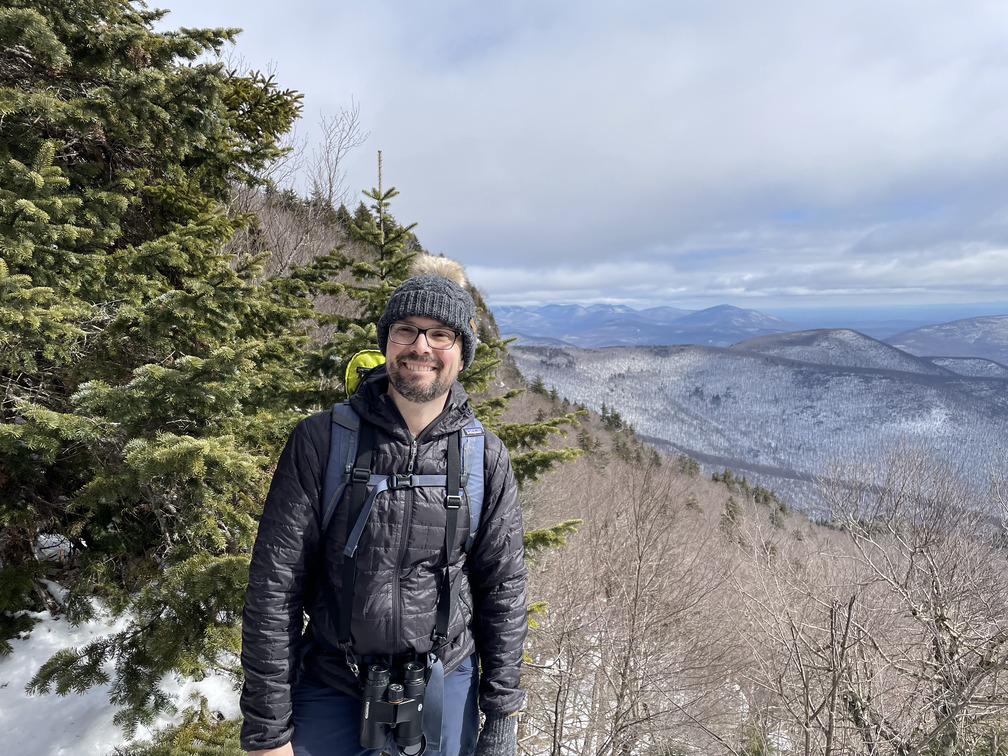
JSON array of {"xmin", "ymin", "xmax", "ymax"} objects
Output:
[
  {"xmin": 886, "ymin": 314, "xmax": 1008, "ymax": 364},
  {"xmin": 511, "ymin": 343, "xmax": 1008, "ymax": 511},
  {"xmin": 927, "ymin": 356, "xmax": 1008, "ymax": 378},
  {"xmin": 729, "ymin": 328, "xmax": 951, "ymax": 375}
]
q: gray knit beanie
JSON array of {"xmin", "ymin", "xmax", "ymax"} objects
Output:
[{"xmin": 377, "ymin": 274, "xmax": 478, "ymax": 369}]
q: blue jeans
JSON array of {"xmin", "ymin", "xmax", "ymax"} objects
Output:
[{"xmin": 291, "ymin": 654, "xmax": 480, "ymax": 756}]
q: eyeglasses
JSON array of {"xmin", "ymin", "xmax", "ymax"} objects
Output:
[{"xmin": 388, "ymin": 322, "xmax": 460, "ymax": 350}]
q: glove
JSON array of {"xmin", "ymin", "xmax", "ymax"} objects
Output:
[{"xmin": 474, "ymin": 713, "xmax": 518, "ymax": 756}]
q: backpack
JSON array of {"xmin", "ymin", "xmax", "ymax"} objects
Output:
[
  {"xmin": 320, "ymin": 403, "xmax": 485, "ymax": 549},
  {"xmin": 344, "ymin": 349, "xmax": 385, "ymax": 399},
  {"xmin": 319, "ymin": 400, "xmax": 486, "ymax": 648}
]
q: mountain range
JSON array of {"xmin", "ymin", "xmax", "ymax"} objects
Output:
[
  {"xmin": 497, "ymin": 304, "xmax": 1008, "ymax": 364},
  {"xmin": 495, "ymin": 303, "xmax": 798, "ymax": 348},
  {"xmin": 508, "ymin": 320, "xmax": 1008, "ymax": 513}
]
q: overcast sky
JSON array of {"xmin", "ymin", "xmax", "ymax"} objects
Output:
[{"xmin": 156, "ymin": 0, "xmax": 1008, "ymax": 314}]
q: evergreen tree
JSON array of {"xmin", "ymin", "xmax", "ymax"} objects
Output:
[
  {"xmin": 308, "ymin": 150, "xmax": 419, "ymax": 396},
  {"xmin": 1, "ymin": 3, "xmax": 582, "ymax": 746},
  {"xmin": 0, "ymin": 0, "xmax": 332, "ymax": 734}
]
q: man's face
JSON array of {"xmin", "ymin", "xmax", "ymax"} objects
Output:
[{"xmin": 385, "ymin": 315, "xmax": 464, "ymax": 405}]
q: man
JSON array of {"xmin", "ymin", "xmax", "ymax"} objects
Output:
[{"xmin": 240, "ymin": 270, "xmax": 526, "ymax": 756}]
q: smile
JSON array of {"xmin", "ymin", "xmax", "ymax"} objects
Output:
[{"xmin": 403, "ymin": 362, "xmax": 437, "ymax": 373}]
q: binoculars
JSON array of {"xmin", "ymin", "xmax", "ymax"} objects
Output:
[{"xmin": 360, "ymin": 661, "xmax": 427, "ymax": 756}]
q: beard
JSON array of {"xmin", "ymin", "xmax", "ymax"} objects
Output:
[{"xmin": 387, "ymin": 352, "xmax": 455, "ymax": 404}]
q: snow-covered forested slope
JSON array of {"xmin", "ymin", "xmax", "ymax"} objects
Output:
[
  {"xmin": 887, "ymin": 315, "xmax": 1008, "ymax": 364},
  {"xmin": 511, "ymin": 340, "xmax": 1008, "ymax": 510}
]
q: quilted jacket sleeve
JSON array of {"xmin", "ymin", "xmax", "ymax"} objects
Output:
[
  {"xmin": 239, "ymin": 416, "xmax": 326, "ymax": 751},
  {"xmin": 468, "ymin": 434, "xmax": 528, "ymax": 716}
]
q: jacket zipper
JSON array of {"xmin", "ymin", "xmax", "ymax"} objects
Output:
[{"xmin": 392, "ymin": 435, "xmax": 419, "ymax": 647}]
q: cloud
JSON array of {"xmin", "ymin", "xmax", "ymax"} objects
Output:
[{"xmin": 158, "ymin": 0, "xmax": 1008, "ymax": 311}]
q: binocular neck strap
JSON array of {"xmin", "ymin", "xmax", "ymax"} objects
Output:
[
  {"xmin": 434, "ymin": 430, "xmax": 462, "ymax": 645},
  {"xmin": 423, "ymin": 654, "xmax": 445, "ymax": 752}
]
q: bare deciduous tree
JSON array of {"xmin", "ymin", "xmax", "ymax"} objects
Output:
[
  {"xmin": 307, "ymin": 99, "xmax": 369, "ymax": 210},
  {"xmin": 738, "ymin": 513, "xmax": 885, "ymax": 756},
  {"xmin": 821, "ymin": 441, "xmax": 1008, "ymax": 755},
  {"xmin": 226, "ymin": 103, "xmax": 369, "ymax": 278},
  {"xmin": 525, "ymin": 454, "xmax": 743, "ymax": 755}
]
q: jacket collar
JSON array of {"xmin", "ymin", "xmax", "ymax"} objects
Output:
[{"xmin": 349, "ymin": 364, "xmax": 474, "ymax": 439}]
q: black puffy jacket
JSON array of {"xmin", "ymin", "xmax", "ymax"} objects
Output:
[{"xmin": 239, "ymin": 368, "xmax": 527, "ymax": 751}]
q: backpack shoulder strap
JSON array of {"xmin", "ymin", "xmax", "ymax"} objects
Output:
[
  {"xmin": 325, "ymin": 414, "xmax": 486, "ymax": 550},
  {"xmin": 321, "ymin": 402, "xmax": 360, "ymax": 535},
  {"xmin": 321, "ymin": 408, "xmax": 488, "ymax": 653},
  {"xmin": 434, "ymin": 417, "xmax": 486, "ymax": 646},
  {"xmin": 337, "ymin": 418, "xmax": 377, "ymax": 649},
  {"xmin": 461, "ymin": 418, "xmax": 485, "ymax": 551}
]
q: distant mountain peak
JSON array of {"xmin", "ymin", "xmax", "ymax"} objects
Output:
[
  {"xmin": 885, "ymin": 315, "xmax": 1008, "ymax": 364},
  {"xmin": 674, "ymin": 305, "xmax": 793, "ymax": 330},
  {"xmin": 731, "ymin": 328, "xmax": 951, "ymax": 374},
  {"xmin": 495, "ymin": 302, "xmax": 795, "ymax": 347}
]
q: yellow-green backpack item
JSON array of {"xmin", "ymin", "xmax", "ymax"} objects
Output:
[{"xmin": 344, "ymin": 349, "xmax": 385, "ymax": 398}]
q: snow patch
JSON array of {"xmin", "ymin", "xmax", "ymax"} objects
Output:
[{"xmin": 0, "ymin": 606, "xmax": 240, "ymax": 755}]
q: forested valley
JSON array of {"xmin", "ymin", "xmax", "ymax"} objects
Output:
[
  {"xmin": 2, "ymin": 3, "xmax": 1008, "ymax": 755},
  {"xmin": 511, "ymin": 340, "xmax": 1008, "ymax": 516}
]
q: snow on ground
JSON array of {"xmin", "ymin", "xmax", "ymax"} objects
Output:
[{"xmin": 1, "ymin": 607, "xmax": 240, "ymax": 756}]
